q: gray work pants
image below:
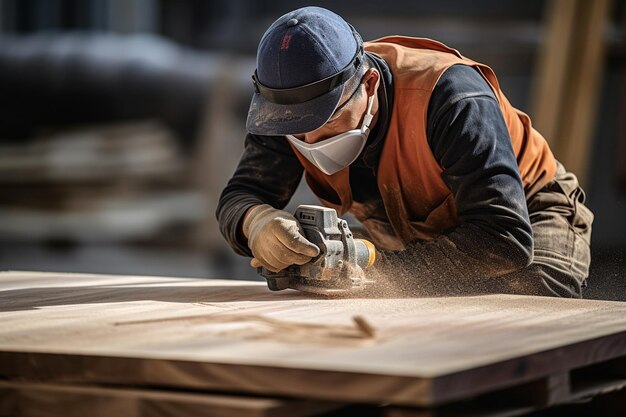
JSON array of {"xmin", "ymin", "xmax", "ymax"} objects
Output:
[{"xmin": 501, "ymin": 162, "xmax": 594, "ymax": 298}]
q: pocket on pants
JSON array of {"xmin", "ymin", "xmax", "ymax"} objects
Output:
[
  {"xmin": 552, "ymin": 170, "xmax": 593, "ymax": 245},
  {"xmin": 570, "ymin": 186, "xmax": 593, "ymax": 244}
]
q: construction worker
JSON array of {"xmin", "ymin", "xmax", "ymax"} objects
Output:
[{"xmin": 216, "ymin": 6, "xmax": 594, "ymax": 297}]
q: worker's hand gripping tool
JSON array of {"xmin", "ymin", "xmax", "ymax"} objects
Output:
[{"xmin": 258, "ymin": 205, "xmax": 376, "ymax": 295}]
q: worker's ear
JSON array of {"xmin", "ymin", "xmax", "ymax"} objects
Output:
[{"xmin": 363, "ymin": 68, "xmax": 380, "ymax": 97}]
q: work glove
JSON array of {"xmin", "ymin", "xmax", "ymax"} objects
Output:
[{"xmin": 242, "ymin": 204, "xmax": 320, "ymax": 272}]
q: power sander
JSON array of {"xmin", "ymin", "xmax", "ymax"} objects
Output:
[{"xmin": 257, "ymin": 205, "xmax": 376, "ymax": 295}]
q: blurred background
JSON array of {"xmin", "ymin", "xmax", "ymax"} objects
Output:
[{"xmin": 0, "ymin": 0, "xmax": 624, "ymax": 300}]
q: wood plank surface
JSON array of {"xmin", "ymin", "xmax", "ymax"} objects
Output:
[{"xmin": 1, "ymin": 271, "xmax": 626, "ymax": 406}]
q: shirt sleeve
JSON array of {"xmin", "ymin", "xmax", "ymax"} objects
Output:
[
  {"xmin": 216, "ymin": 133, "xmax": 303, "ymax": 256},
  {"xmin": 375, "ymin": 64, "xmax": 534, "ymax": 295}
]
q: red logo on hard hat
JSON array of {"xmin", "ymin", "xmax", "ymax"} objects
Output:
[{"xmin": 281, "ymin": 35, "xmax": 292, "ymax": 50}]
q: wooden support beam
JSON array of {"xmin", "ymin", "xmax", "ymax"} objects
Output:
[
  {"xmin": 530, "ymin": 0, "xmax": 578, "ymax": 146},
  {"xmin": 558, "ymin": 0, "xmax": 613, "ymax": 187},
  {"xmin": 531, "ymin": 0, "xmax": 613, "ymax": 188}
]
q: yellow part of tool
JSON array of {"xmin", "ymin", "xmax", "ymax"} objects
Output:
[{"xmin": 357, "ymin": 239, "xmax": 376, "ymax": 268}]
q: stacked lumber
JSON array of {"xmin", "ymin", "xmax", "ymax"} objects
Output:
[{"xmin": 0, "ymin": 121, "xmax": 204, "ymax": 243}]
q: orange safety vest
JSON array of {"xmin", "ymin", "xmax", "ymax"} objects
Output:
[{"xmin": 289, "ymin": 36, "xmax": 557, "ymax": 250}]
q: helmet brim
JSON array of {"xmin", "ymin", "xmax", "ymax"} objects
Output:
[{"xmin": 246, "ymin": 82, "xmax": 345, "ymax": 136}]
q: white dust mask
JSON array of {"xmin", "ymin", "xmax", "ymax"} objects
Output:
[{"xmin": 286, "ymin": 94, "xmax": 375, "ymax": 176}]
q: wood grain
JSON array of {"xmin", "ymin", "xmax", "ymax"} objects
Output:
[{"xmin": 1, "ymin": 271, "xmax": 625, "ymax": 406}]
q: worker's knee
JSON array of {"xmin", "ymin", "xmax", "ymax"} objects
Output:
[{"xmin": 502, "ymin": 264, "xmax": 583, "ymax": 298}]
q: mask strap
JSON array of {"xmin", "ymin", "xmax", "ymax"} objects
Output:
[{"xmin": 360, "ymin": 94, "xmax": 375, "ymax": 133}]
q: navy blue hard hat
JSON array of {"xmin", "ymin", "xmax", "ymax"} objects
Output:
[{"xmin": 246, "ymin": 6, "xmax": 364, "ymax": 136}]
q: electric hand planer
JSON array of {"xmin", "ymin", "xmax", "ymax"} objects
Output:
[{"xmin": 257, "ymin": 205, "xmax": 376, "ymax": 295}]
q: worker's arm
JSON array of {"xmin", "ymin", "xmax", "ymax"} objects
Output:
[
  {"xmin": 216, "ymin": 133, "xmax": 304, "ymax": 256},
  {"xmin": 376, "ymin": 65, "xmax": 533, "ymax": 294}
]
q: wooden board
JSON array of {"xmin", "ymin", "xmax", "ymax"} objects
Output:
[
  {"xmin": 1, "ymin": 271, "xmax": 626, "ymax": 407},
  {"xmin": 0, "ymin": 381, "xmax": 340, "ymax": 417}
]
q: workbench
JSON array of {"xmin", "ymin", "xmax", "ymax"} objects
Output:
[{"xmin": 1, "ymin": 271, "xmax": 625, "ymax": 416}]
